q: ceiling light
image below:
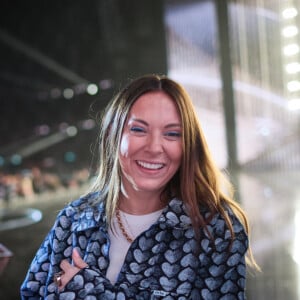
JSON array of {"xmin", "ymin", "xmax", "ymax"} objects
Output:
[
  {"xmin": 285, "ymin": 62, "xmax": 300, "ymax": 74},
  {"xmin": 282, "ymin": 7, "xmax": 298, "ymax": 19},
  {"xmin": 287, "ymin": 80, "xmax": 300, "ymax": 92},
  {"xmin": 86, "ymin": 83, "xmax": 98, "ymax": 95},
  {"xmin": 282, "ymin": 25, "xmax": 298, "ymax": 38},
  {"xmin": 63, "ymin": 88, "xmax": 74, "ymax": 99},
  {"xmin": 283, "ymin": 44, "xmax": 300, "ymax": 56}
]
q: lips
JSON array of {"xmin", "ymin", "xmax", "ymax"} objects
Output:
[{"xmin": 136, "ymin": 160, "xmax": 164, "ymax": 170}]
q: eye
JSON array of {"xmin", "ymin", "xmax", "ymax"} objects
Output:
[
  {"xmin": 130, "ymin": 126, "xmax": 146, "ymax": 135},
  {"xmin": 164, "ymin": 131, "xmax": 182, "ymax": 139}
]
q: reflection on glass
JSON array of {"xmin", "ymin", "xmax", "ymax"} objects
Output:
[
  {"xmin": 164, "ymin": 1, "xmax": 300, "ymax": 299},
  {"xmin": 292, "ymin": 211, "xmax": 300, "ymax": 264}
]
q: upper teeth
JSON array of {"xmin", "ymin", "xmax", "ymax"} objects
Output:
[{"xmin": 137, "ymin": 161, "xmax": 164, "ymax": 169}]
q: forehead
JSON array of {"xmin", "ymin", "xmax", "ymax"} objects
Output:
[{"xmin": 128, "ymin": 91, "xmax": 180, "ymax": 117}]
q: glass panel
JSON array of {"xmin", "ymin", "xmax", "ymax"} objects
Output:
[
  {"xmin": 164, "ymin": 2, "xmax": 300, "ymax": 300},
  {"xmin": 164, "ymin": 0, "xmax": 227, "ymax": 168},
  {"xmin": 229, "ymin": 0, "xmax": 300, "ymax": 168}
]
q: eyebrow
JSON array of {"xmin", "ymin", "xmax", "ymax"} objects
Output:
[{"xmin": 131, "ymin": 118, "xmax": 182, "ymax": 128}]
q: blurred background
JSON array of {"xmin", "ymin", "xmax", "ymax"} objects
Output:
[{"xmin": 0, "ymin": 0, "xmax": 299, "ymax": 299}]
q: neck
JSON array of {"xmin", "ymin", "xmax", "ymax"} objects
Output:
[{"xmin": 118, "ymin": 190, "xmax": 166, "ymax": 215}]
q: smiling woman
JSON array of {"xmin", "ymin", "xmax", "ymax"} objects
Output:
[
  {"xmin": 20, "ymin": 74, "xmax": 258, "ymax": 300},
  {"xmin": 118, "ymin": 91, "xmax": 182, "ymax": 214}
]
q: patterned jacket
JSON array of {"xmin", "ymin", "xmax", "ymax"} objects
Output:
[{"xmin": 20, "ymin": 192, "xmax": 248, "ymax": 300}]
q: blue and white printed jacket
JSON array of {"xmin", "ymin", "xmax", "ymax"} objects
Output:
[{"xmin": 20, "ymin": 192, "xmax": 248, "ymax": 300}]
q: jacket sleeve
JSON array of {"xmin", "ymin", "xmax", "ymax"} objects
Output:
[
  {"xmin": 20, "ymin": 207, "xmax": 73, "ymax": 300},
  {"xmin": 199, "ymin": 212, "xmax": 248, "ymax": 300}
]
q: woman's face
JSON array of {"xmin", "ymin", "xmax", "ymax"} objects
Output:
[{"xmin": 119, "ymin": 91, "xmax": 183, "ymax": 197}]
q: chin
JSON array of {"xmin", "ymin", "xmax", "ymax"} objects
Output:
[{"xmin": 134, "ymin": 183, "xmax": 166, "ymax": 193}]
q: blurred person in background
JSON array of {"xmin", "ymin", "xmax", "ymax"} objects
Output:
[
  {"xmin": 0, "ymin": 244, "xmax": 13, "ymax": 275},
  {"xmin": 21, "ymin": 74, "xmax": 258, "ymax": 299}
]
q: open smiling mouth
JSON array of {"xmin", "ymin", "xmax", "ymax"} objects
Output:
[{"xmin": 136, "ymin": 160, "xmax": 165, "ymax": 170}]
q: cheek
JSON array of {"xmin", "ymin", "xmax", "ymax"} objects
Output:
[
  {"xmin": 171, "ymin": 144, "xmax": 183, "ymax": 164},
  {"xmin": 120, "ymin": 134, "xmax": 129, "ymax": 158}
]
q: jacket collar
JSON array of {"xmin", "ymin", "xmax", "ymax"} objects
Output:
[
  {"xmin": 72, "ymin": 194, "xmax": 192, "ymax": 232},
  {"xmin": 158, "ymin": 198, "xmax": 192, "ymax": 229},
  {"xmin": 71, "ymin": 192, "xmax": 106, "ymax": 232}
]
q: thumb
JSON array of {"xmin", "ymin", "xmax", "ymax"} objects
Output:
[{"xmin": 72, "ymin": 248, "xmax": 88, "ymax": 269}]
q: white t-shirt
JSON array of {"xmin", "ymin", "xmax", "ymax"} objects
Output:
[{"xmin": 106, "ymin": 209, "xmax": 163, "ymax": 284}]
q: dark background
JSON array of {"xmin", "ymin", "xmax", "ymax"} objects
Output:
[
  {"xmin": 0, "ymin": 1, "xmax": 168, "ymax": 298},
  {"xmin": 0, "ymin": 0, "xmax": 167, "ymax": 175},
  {"xmin": 1, "ymin": 1, "xmax": 300, "ymax": 300}
]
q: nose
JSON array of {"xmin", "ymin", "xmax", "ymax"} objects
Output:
[{"xmin": 146, "ymin": 132, "xmax": 163, "ymax": 153}]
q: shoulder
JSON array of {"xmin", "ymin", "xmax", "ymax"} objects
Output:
[
  {"xmin": 202, "ymin": 205, "xmax": 248, "ymax": 251},
  {"xmin": 55, "ymin": 192, "xmax": 105, "ymax": 231},
  {"xmin": 65, "ymin": 191, "xmax": 103, "ymax": 212},
  {"xmin": 204, "ymin": 205, "xmax": 246, "ymax": 233}
]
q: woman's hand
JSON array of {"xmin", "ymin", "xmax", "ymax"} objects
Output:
[{"xmin": 58, "ymin": 248, "xmax": 88, "ymax": 291}]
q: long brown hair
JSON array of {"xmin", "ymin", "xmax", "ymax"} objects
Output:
[{"xmin": 89, "ymin": 74, "xmax": 258, "ymax": 268}]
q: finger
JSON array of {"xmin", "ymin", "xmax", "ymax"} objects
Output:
[
  {"xmin": 60, "ymin": 259, "xmax": 72, "ymax": 272},
  {"xmin": 72, "ymin": 248, "xmax": 88, "ymax": 269},
  {"xmin": 58, "ymin": 260, "xmax": 80, "ymax": 291}
]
